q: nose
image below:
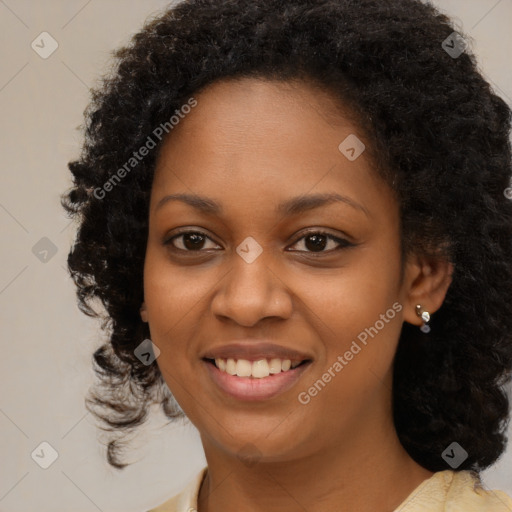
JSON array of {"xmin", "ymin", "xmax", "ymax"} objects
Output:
[{"xmin": 210, "ymin": 247, "xmax": 293, "ymax": 327}]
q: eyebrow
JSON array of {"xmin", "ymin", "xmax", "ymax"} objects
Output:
[{"xmin": 155, "ymin": 192, "xmax": 369, "ymax": 218}]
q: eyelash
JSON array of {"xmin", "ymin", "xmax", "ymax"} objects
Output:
[{"xmin": 164, "ymin": 229, "xmax": 354, "ymax": 255}]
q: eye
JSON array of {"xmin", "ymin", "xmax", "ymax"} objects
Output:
[
  {"xmin": 164, "ymin": 230, "xmax": 221, "ymax": 252},
  {"xmin": 164, "ymin": 229, "xmax": 354, "ymax": 254},
  {"xmin": 287, "ymin": 231, "xmax": 353, "ymax": 254}
]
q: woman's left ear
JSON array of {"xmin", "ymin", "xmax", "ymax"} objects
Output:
[
  {"xmin": 402, "ymin": 252, "xmax": 454, "ymax": 327},
  {"xmin": 140, "ymin": 302, "xmax": 148, "ymax": 323}
]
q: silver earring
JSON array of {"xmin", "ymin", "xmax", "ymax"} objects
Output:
[{"xmin": 415, "ymin": 304, "xmax": 431, "ymax": 333}]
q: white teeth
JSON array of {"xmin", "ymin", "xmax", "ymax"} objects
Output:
[
  {"xmin": 236, "ymin": 359, "xmax": 252, "ymax": 377},
  {"xmin": 213, "ymin": 357, "xmax": 299, "ymax": 378},
  {"xmin": 252, "ymin": 359, "xmax": 270, "ymax": 378},
  {"xmin": 226, "ymin": 358, "xmax": 237, "ymax": 375},
  {"xmin": 269, "ymin": 358, "xmax": 282, "ymax": 374}
]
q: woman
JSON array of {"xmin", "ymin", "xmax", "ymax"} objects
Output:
[{"xmin": 61, "ymin": 0, "xmax": 512, "ymax": 510}]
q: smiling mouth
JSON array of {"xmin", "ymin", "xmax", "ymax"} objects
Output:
[{"xmin": 203, "ymin": 357, "xmax": 310, "ymax": 379}]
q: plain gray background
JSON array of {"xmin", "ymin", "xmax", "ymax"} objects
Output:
[{"xmin": 0, "ymin": 1, "xmax": 511, "ymax": 511}]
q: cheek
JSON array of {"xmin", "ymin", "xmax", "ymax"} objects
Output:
[
  {"xmin": 300, "ymin": 276, "xmax": 403, "ymax": 381},
  {"xmin": 143, "ymin": 262, "xmax": 206, "ymax": 406},
  {"xmin": 142, "ymin": 254, "xmax": 211, "ymax": 377},
  {"xmin": 294, "ymin": 254, "xmax": 402, "ymax": 341},
  {"xmin": 143, "ymin": 249, "xmax": 216, "ymax": 331},
  {"xmin": 296, "ymin": 272, "xmax": 403, "ymax": 426},
  {"xmin": 292, "ymin": 245, "xmax": 403, "ymax": 390}
]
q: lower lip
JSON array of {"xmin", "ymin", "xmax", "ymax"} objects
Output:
[{"xmin": 204, "ymin": 360, "xmax": 311, "ymax": 401}]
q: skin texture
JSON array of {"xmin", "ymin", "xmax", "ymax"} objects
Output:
[{"xmin": 140, "ymin": 77, "xmax": 453, "ymax": 512}]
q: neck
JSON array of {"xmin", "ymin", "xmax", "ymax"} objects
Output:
[{"xmin": 197, "ymin": 405, "xmax": 434, "ymax": 512}]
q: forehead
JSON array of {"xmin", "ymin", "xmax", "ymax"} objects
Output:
[
  {"xmin": 150, "ymin": 76, "xmax": 393, "ymax": 221},
  {"xmin": 163, "ymin": 77, "xmax": 355, "ymax": 148}
]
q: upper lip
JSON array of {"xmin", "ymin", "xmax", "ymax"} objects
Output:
[{"xmin": 201, "ymin": 342, "xmax": 313, "ymax": 362}]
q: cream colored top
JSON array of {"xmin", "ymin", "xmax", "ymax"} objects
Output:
[{"xmin": 147, "ymin": 467, "xmax": 512, "ymax": 511}]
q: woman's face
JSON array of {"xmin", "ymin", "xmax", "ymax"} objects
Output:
[{"xmin": 141, "ymin": 77, "xmax": 419, "ymax": 462}]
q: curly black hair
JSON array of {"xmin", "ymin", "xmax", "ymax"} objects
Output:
[{"xmin": 61, "ymin": 0, "xmax": 512, "ymax": 471}]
